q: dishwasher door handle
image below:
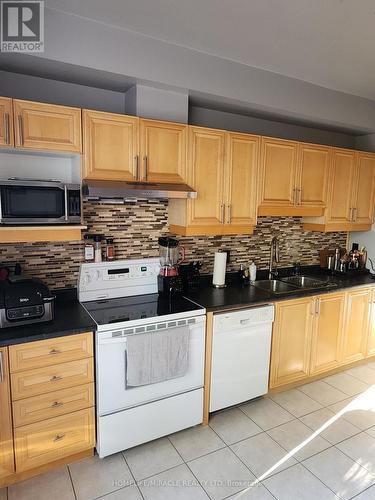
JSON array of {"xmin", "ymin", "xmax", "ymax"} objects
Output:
[{"xmin": 239, "ymin": 318, "xmax": 251, "ymax": 325}]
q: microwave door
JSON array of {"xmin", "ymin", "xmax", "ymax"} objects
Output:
[{"xmin": 0, "ymin": 185, "xmax": 67, "ymax": 224}]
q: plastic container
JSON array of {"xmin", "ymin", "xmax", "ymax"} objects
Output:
[
  {"xmin": 249, "ymin": 261, "xmax": 257, "ymax": 282},
  {"xmin": 93, "ymin": 234, "xmax": 103, "ymax": 263}
]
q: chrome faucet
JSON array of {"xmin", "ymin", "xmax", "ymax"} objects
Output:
[{"xmin": 269, "ymin": 236, "xmax": 280, "ymax": 279}]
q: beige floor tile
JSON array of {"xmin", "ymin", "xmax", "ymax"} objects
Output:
[
  {"xmin": 267, "ymin": 419, "xmax": 331, "ymax": 461},
  {"xmin": 323, "ymin": 372, "xmax": 369, "ymax": 396},
  {"xmin": 169, "ymin": 424, "xmax": 225, "ymax": 461},
  {"xmin": 298, "ymin": 380, "xmax": 348, "ymax": 406},
  {"xmin": 209, "ymin": 407, "xmax": 262, "ymax": 445},
  {"xmin": 300, "ymin": 407, "xmax": 362, "ymax": 444},
  {"xmin": 345, "ymin": 366, "xmax": 375, "ymax": 385},
  {"xmin": 230, "ymin": 432, "xmax": 297, "ymax": 480},
  {"xmin": 337, "ymin": 432, "xmax": 375, "ymax": 475},
  {"xmin": 138, "ymin": 464, "xmax": 209, "ymax": 500},
  {"xmin": 240, "ymin": 397, "xmax": 294, "ymax": 430},
  {"xmin": 270, "ymin": 388, "xmax": 322, "ymax": 417},
  {"xmin": 8, "ymin": 467, "xmax": 74, "ymax": 500},
  {"xmin": 188, "ymin": 447, "xmax": 255, "ymax": 500},
  {"xmin": 303, "ymin": 446, "xmax": 375, "ymax": 500},
  {"xmin": 69, "ymin": 453, "xmax": 133, "ymax": 500},
  {"xmin": 97, "ymin": 485, "xmax": 143, "ymax": 499},
  {"xmin": 226, "ymin": 483, "xmax": 275, "ymax": 499},
  {"xmin": 366, "ymin": 426, "xmax": 375, "ymax": 438},
  {"xmin": 123, "ymin": 437, "xmax": 183, "ymax": 480},
  {"xmin": 352, "ymin": 484, "xmax": 375, "ymax": 499},
  {"xmin": 263, "ymin": 463, "xmax": 338, "ymax": 500}
]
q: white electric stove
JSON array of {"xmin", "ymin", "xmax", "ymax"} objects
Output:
[{"xmin": 78, "ymin": 258, "xmax": 206, "ymax": 457}]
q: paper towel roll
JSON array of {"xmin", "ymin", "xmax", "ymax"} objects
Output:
[{"xmin": 212, "ymin": 252, "xmax": 227, "ymax": 286}]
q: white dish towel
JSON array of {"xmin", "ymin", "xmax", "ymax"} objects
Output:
[{"xmin": 126, "ymin": 326, "xmax": 189, "ymax": 387}]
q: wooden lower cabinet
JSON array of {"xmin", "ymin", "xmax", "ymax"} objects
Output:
[
  {"xmin": 367, "ymin": 289, "xmax": 375, "ymax": 356},
  {"xmin": 0, "ymin": 348, "xmax": 15, "ymax": 480},
  {"xmin": 269, "ymin": 297, "xmax": 314, "ymax": 388},
  {"xmin": 341, "ymin": 288, "xmax": 371, "ymax": 364},
  {"xmin": 310, "ymin": 292, "xmax": 345, "ymax": 375}
]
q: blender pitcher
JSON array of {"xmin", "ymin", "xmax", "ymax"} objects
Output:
[{"xmin": 158, "ymin": 237, "xmax": 185, "ymax": 277}]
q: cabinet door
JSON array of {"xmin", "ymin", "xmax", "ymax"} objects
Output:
[
  {"xmin": 140, "ymin": 119, "xmax": 187, "ymax": 183},
  {"xmin": 224, "ymin": 133, "xmax": 259, "ymax": 227},
  {"xmin": 0, "ymin": 347, "xmax": 15, "ymax": 479},
  {"xmin": 297, "ymin": 144, "xmax": 330, "ymax": 209},
  {"xmin": 0, "ymin": 97, "xmax": 14, "ymax": 147},
  {"xmin": 13, "ymin": 99, "xmax": 81, "ymax": 152},
  {"xmin": 342, "ymin": 288, "xmax": 371, "ymax": 364},
  {"xmin": 187, "ymin": 127, "xmax": 225, "ymax": 227},
  {"xmin": 352, "ymin": 153, "xmax": 375, "ymax": 225},
  {"xmin": 327, "ymin": 149, "xmax": 356, "ymax": 223},
  {"xmin": 367, "ymin": 289, "xmax": 375, "ymax": 357},
  {"xmin": 82, "ymin": 110, "xmax": 139, "ymax": 181},
  {"xmin": 310, "ymin": 293, "xmax": 345, "ymax": 375},
  {"xmin": 259, "ymin": 138, "xmax": 297, "ymax": 207},
  {"xmin": 269, "ymin": 297, "xmax": 314, "ymax": 388}
]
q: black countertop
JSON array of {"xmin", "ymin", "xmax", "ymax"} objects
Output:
[
  {"xmin": 185, "ymin": 267, "xmax": 375, "ymax": 312},
  {"xmin": 0, "ymin": 288, "xmax": 96, "ymax": 347}
]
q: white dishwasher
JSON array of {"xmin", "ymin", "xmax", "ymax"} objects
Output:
[{"xmin": 210, "ymin": 305, "xmax": 274, "ymax": 412}]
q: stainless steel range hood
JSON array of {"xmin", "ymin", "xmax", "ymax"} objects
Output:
[{"xmin": 82, "ymin": 180, "xmax": 197, "ymax": 201}]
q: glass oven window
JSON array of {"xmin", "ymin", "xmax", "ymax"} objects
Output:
[{"xmin": 2, "ymin": 186, "xmax": 65, "ymax": 219}]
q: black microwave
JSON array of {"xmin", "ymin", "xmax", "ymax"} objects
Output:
[{"xmin": 0, "ymin": 179, "xmax": 82, "ymax": 225}]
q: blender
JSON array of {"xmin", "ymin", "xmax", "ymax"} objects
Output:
[{"xmin": 157, "ymin": 237, "xmax": 185, "ymax": 297}]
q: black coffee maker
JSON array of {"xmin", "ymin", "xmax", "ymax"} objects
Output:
[{"xmin": 157, "ymin": 237, "xmax": 184, "ymax": 297}]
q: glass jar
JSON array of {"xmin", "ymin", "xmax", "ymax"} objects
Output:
[
  {"xmin": 93, "ymin": 234, "xmax": 103, "ymax": 263},
  {"xmin": 105, "ymin": 237, "xmax": 115, "ymax": 261},
  {"xmin": 83, "ymin": 234, "xmax": 94, "ymax": 262}
]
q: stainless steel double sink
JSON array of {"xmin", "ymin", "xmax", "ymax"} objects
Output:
[{"xmin": 251, "ymin": 275, "xmax": 335, "ymax": 295}]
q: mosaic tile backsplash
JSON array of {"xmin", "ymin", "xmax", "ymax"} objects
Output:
[{"xmin": 0, "ymin": 200, "xmax": 347, "ymax": 289}]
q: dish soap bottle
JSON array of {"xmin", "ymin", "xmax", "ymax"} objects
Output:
[{"xmin": 249, "ymin": 261, "xmax": 257, "ymax": 282}]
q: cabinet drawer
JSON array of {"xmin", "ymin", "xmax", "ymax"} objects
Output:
[
  {"xmin": 14, "ymin": 408, "xmax": 95, "ymax": 472},
  {"xmin": 11, "ymin": 358, "xmax": 94, "ymax": 401},
  {"xmin": 9, "ymin": 332, "xmax": 93, "ymax": 373},
  {"xmin": 13, "ymin": 383, "xmax": 95, "ymax": 427}
]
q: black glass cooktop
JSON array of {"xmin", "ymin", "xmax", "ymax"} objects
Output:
[{"xmin": 82, "ymin": 293, "xmax": 203, "ymax": 326}]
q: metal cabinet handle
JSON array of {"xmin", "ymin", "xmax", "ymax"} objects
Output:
[
  {"xmin": 18, "ymin": 115, "xmax": 24, "ymax": 146},
  {"xmin": 292, "ymin": 187, "xmax": 297, "ymax": 205},
  {"xmin": 49, "ymin": 348, "xmax": 61, "ymax": 355},
  {"xmin": 315, "ymin": 298, "xmax": 321, "ymax": 315},
  {"xmin": 51, "ymin": 401, "xmax": 63, "ymax": 408},
  {"xmin": 220, "ymin": 204, "xmax": 225, "ymax": 224},
  {"xmin": 50, "ymin": 375, "xmax": 62, "ymax": 382},
  {"xmin": 0, "ymin": 351, "xmax": 3, "ymax": 383},
  {"xmin": 349, "ymin": 208, "xmax": 353, "ymax": 221},
  {"xmin": 298, "ymin": 188, "xmax": 302, "ymax": 205},
  {"xmin": 227, "ymin": 204, "xmax": 232, "ymax": 224},
  {"xmin": 3, "ymin": 113, "xmax": 10, "ymax": 145},
  {"xmin": 352, "ymin": 207, "xmax": 357, "ymax": 222},
  {"xmin": 310, "ymin": 300, "xmax": 316, "ymax": 315},
  {"xmin": 53, "ymin": 434, "xmax": 65, "ymax": 442},
  {"xmin": 143, "ymin": 156, "xmax": 148, "ymax": 181},
  {"xmin": 134, "ymin": 155, "xmax": 139, "ymax": 180}
]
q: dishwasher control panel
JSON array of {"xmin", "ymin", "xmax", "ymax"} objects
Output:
[{"xmin": 214, "ymin": 305, "xmax": 275, "ymax": 331}]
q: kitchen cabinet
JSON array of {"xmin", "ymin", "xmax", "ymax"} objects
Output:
[
  {"xmin": 13, "ymin": 99, "xmax": 81, "ymax": 153},
  {"xmin": 0, "ymin": 97, "xmax": 14, "ymax": 147},
  {"xmin": 310, "ymin": 292, "xmax": 345, "ymax": 375},
  {"xmin": 169, "ymin": 128, "xmax": 258, "ymax": 235},
  {"xmin": 0, "ymin": 347, "xmax": 15, "ymax": 480},
  {"xmin": 258, "ymin": 139, "xmax": 329, "ymax": 216},
  {"xmin": 139, "ymin": 119, "xmax": 187, "ymax": 183},
  {"xmin": 82, "ymin": 110, "xmax": 139, "ymax": 181},
  {"xmin": 269, "ymin": 297, "xmax": 314, "ymax": 388},
  {"xmin": 341, "ymin": 288, "xmax": 371, "ymax": 364},
  {"xmin": 367, "ymin": 288, "xmax": 375, "ymax": 357},
  {"xmin": 303, "ymin": 149, "xmax": 375, "ymax": 232}
]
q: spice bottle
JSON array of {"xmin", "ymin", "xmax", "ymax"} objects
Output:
[
  {"xmin": 105, "ymin": 237, "xmax": 115, "ymax": 261},
  {"xmin": 83, "ymin": 234, "xmax": 95, "ymax": 262},
  {"xmin": 93, "ymin": 234, "xmax": 103, "ymax": 263}
]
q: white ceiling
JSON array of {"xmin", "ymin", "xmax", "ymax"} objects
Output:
[{"xmin": 46, "ymin": 0, "xmax": 375, "ymax": 100}]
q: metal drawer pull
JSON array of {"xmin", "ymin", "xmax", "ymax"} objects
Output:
[
  {"xmin": 49, "ymin": 349, "xmax": 61, "ymax": 355},
  {"xmin": 53, "ymin": 434, "xmax": 65, "ymax": 442},
  {"xmin": 50, "ymin": 375, "xmax": 62, "ymax": 382},
  {"xmin": 51, "ymin": 401, "xmax": 63, "ymax": 408},
  {"xmin": 134, "ymin": 155, "xmax": 139, "ymax": 180},
  {"xmin": 18, "ymin": 115, "xmax": 24, "ymax": 145},
  {"xmin": 144, "ymin": 156, "xmax": 148, "ymax": 180}
]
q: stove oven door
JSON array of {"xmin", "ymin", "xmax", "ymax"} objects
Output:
[{"xmin": 96, "ymin": 315, "xmax": 205, "ymax": 416}]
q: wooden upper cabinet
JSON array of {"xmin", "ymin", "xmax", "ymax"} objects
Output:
[
  {"xmin": 186, "ymin": 127, "xmax": 225, "ymax": 228},
  {"xmin": 224, "ymin": 133, "xmax": 259, "ymax": 227},
  {"xmin": 269, "ymin": 297, "xmax": 314, "ymax": 388},
  {"xmin": 13, "ymin": 100, "xmax": 81, "ymax": 153},
  {"xmin": 259, "ymin": 138, "xmax": 297, "ymax": 209},
  {"xmin": 82, "ymin": 110, "xmax": 139, "ymax": 181},
  {"xmin": 342, "ymin": 288, "xmax": 371, "ymax": 364},
  {"xmin": 139, "ymin": 119, "xmax": 187, "ymax": 184},
  {"xmin": 0, "ymin": 347, "xmax": 15, "ymax": 479},
  {"xmin": 297, "ymin": 144, "xmax": 330, "ymax": 210},
  {"xmin": 0, "ymin": 97, "xmax": 14, "ymax": 147},
  {"xmin": 327, "ymin": 149, "xmax": 356, "ymax": 224},
  {"xmin": 310, "ymin": 293, "xmax": 345, "ymax": 375},
  {"xmin": 352, "ymin": 153, "xmax": 375, "ymax": 225}
]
